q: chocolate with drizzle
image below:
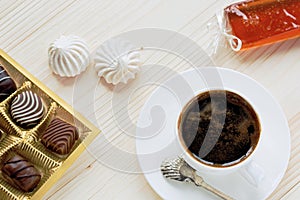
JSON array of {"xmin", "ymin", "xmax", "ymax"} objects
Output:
[
  {"xmin": 2, "ymin": 154, "xmax": 41, "ymax": 192},
  {"xmin": 10, "ymin": 91, "xmax": 45, "ymax": 128},
  {"xmin": 0, "ymin": 65, "xmax": 17, "ymax": 102},
  {"xmin": 41, "ymin": 118, "xmax": 79, "ymax": 155}
]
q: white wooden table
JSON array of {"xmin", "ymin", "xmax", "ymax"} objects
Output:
[{"xmin": 1, "ymin": 0, "xmax": 299, "ymax": 199}]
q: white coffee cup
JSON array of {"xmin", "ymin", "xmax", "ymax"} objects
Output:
[{"xmin": 175, "ymin": 89, "xmax": 264, "ymax": 186}]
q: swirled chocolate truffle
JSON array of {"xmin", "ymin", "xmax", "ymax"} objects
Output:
[
  {"xmin": 41, "ymin": 118, "xmax": 79, "ymax": 155},
  {"xmin": 0, "ymin": 65, "xmax": 17, "ymax": 101},
  {"xmin": 2, "ymin": 154, "xmax": 41, "ymax": 192},
  {"xmin": 10, "ymin": 91, "xmax": 45, "ymax": 128}
]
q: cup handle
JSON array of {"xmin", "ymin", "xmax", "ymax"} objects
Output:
[{"xmin": 238, "ymin": 161, "xmax": 264, "ymax": 187}]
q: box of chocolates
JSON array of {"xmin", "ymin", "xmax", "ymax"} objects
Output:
[{"xmin": 0, "ymin": 50, "xmax": 100, "ymax": 199}]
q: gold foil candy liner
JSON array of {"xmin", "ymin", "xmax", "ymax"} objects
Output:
[
  {"xmin": 0, "ymin": 107, "xmax": 21, "ymax": 138},
  {"xmin": 18, "ymin": 142, "xmax": 62, "ymax": 169},
  {"xmin": 30, "ymin": 102, "xmax": 57, "ymax": 138},
  {"xmin": 0, "ymin": 141, "xmax": 60, "ymax": 199},
  {"xmin": 0, "ymin": 59, "xmax": 29, "ymax": 88},
  {"xmin": 0, "ymin": 145, "xmax": 41, "ymax": 199},
  {"xmin": 55, "ymin": 106, "xmax": 92, "ymax": 156},
  {"xmin": 0, "ymin": 81, "xmax": 51, "ymax": 136},
  {"xmin": 0, "ymin": 178, "xmax": 28, "ymax": 200},
  {"xmin": 0, "ymin": 81, "xmax": 31, "ymax": 108},
  {"xmin": 32, "ymin": 105, "xmax": 91, "ymax": 160},
  {"xmin": 0, "ymin": 136, "xmax": 26, "ymax": 200},
  {"xmin": 0, "ymin": 82, "xmax": 31, "ymax": 136},
  {"xmin": 55, "ymin": 105, "xmax": 92, "ymax": 134},
  {"xmin": 0, "ymin": 50, "xmax": 100, "ymax": 199},
  {"xmin": 0, "ymin": 135, "xmax": 23, "ymax": 157},
  {"xmin": 0, "ymin": 129, "xmax": 7, "ymax": 152},
  {"xmin": 56, "ymin": 105, "xmax": 91, "ymax": 138}
]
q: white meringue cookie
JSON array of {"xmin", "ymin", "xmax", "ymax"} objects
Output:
[
  {"xmin": 48, "ymin": 35, "xmax": 90, "ymax": 77},
  {"xmin": 94, "ymin": 38, "xmax": 141, "ymax": 85}
]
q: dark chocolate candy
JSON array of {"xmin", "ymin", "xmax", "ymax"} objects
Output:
[
  {"xmin": 0, "ymin": 65, "xmax": 17, "ymax": 101},
  {"xmin": 10, "ymin": 90, "xmax": 45, "ymax": 128},
  {"xmin": 41, "ymin": 118, "xmax": 79, "ymax": 155},
  {"xmin": 2, "ymin": 154, "xmax": 41, "ymax": 192}
]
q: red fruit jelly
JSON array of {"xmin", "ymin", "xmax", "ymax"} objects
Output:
[{"xmin": 224, "ymin": 0, "xmax": 300, "ymax": 50}]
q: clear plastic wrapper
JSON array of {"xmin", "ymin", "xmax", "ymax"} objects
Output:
[{"xmin": 212, "ymin": 0, "xmax": 300, "ymax": 52}]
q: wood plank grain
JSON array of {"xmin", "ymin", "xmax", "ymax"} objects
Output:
[
  {"xmin": 0, "ymin": 0, "xmax": 299, "ymax": 199},
  {"xmin": 281, "ymin": 183, "xmax": 300, "ymax": 200}
]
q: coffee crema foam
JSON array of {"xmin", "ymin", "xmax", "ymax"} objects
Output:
[{"xmin": 178, "ymin": 90, "xmax": 260, "ymax": 167}]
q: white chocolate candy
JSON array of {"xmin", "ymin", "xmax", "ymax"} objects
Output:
[
  {"xmin": 94, "ymin": 38, "xmax": 141, "ymax": 85},
  {"xmin": 48, "ymin": 35, "xmax": 90, "ymax": 77}
]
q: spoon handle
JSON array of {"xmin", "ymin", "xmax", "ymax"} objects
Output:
[{"xmin": 193, "ymin": 174, "xmax": 234, "ymax": 200}]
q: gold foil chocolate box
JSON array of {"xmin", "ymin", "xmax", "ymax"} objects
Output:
[{"xmin": 0, "ymin": 50, "xmax": 100, "ymax": 199}]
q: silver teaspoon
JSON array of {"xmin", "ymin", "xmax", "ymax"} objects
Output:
[{"xmin": 160, "ymin": 157, "xmax": 234, "ymax": 200}]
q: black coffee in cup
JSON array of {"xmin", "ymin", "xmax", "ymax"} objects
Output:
[{"xmin": 178, "ymin": 90, "xmax": 260, "ymax": 167}]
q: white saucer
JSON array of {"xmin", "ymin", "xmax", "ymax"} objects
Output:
[{"xmin": 136, "ymin": 67, "xmax": 290, "ymax": 200}]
